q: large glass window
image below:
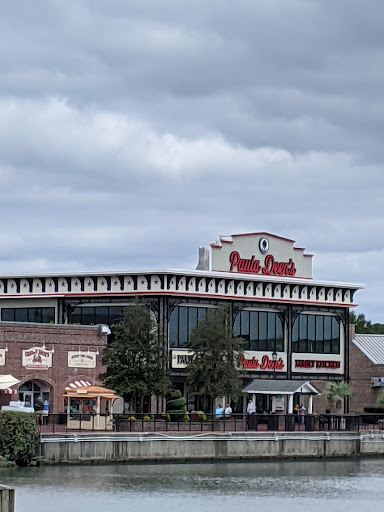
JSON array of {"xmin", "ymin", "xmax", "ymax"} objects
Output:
[
  {"xmin": 169, "ymin": 306, "xmax": 211, "ymax": 348},
  {"xmin": 1, "ymin": 307, "xmax": 55, "ymax": 323},
  {"xmin": 292, "ymin": 314, "xmax": 340, "ymax": 354},
  {"xmin": 68, "ymin": 306, "xmax": 124, "ymax": 328},
  {"xmin": 233, "ymin": 310, "xmax": 284, "ymax": 352}
]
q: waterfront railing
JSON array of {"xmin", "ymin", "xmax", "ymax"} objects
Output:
[{"xmin": 37, "ymin": 412, "xmax": 384, "ymax": 434}]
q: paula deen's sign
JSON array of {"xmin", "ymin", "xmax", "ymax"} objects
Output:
[
  {"xmin": 68, "ymin": 351, "xmax": 97, "ymax": 369},
  {"xmin": 229, "ymin": 251, "xmax": 296, "ymax": 277},
  {"xmin": 237, "ymin": 351, "xmax": 287, "ymax": 372},
  {"xmin": 22, "ymin": 347, "xmax": 52, "ymax": 370},
  {"xmin": 198, "ymin": 233, "xmax": 313, "ymax": 279}
]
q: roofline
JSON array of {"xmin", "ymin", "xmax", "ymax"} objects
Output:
[{"xmin": 0, "ymin": 268, "xmax": 364, "ymax": 290}]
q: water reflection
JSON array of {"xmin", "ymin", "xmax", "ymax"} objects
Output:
[{"xmin": 0, "ymin": 458, "xmax": 383, "ymax": 512}]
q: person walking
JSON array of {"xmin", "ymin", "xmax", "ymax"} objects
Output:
[
  {"xmin": 34, "ymin": 397, "xmax": 44, "ymax": 425},
  {"xmin": 299, "ymin": 403, "xmax": 307, "ymax": 426},
  {"xmin": 215, "ymin": 403, "xmax": 224, "ymax": 418},
  {"xmin": 42, "ymin": 399, "xmax": 50, "ymax": 424},
  {"xmin": 224, "ymin": 403, "xmax": 232, "ymax": 418},
  {"xmin": 247, "ymin": 399, "xmax": 256, "ymax": 415}
]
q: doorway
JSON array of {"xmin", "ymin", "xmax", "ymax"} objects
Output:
[{"xmin": 19, "ymin": 380, "xmax": 51, "ymax": 408}]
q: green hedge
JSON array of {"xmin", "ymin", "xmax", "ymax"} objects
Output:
[{"xmin": 0, "ymin": 411, "xmax": 39, "ymax": 466}]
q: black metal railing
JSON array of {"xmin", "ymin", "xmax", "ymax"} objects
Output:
[{"xmin": 37, "ymin": 412, "xmax": 384, "ymax": 434}]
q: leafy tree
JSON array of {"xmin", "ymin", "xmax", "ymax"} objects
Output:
[
  {"xmin": 321, "ymin": 381, "xmax": 355, "ymax": 412},
  {"xmin": 350, "ymin": 311, "xmax": 384, "ymax": 334},
  {"xmin": 185, "ymin": 306, "xmax": 244, "ymax": 411},
  {"xmin": 101, "ymin": 303, "xmax": 171, "ymax": 411}
]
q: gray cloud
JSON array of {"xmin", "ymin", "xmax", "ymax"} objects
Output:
[{"xmin": 0, "ymin": 0, "xmax": 383, "ymax": 322}]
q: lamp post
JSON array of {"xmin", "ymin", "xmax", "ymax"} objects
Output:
[{"xmin": 272, "ymin": 350, "xmax": 278, "ymax": 379}]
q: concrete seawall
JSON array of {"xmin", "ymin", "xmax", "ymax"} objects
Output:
[{"xmin": 39, "ymin": 431, "xmax": 384, "ymax": 464}]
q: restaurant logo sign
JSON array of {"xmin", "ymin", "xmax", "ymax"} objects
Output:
[
  {"xmin": 237, "ymin": 352, "xmax": 286, "ymax": 372},
  {"xmin": 295, "ymin": 359, "xmax": 340, "ymax": 370},
  {"xmin": 0, "ymin": 349, "xmax": 6, "ymax": 366},
  {"xmin": 229, "ymin": 251, "xmax": 297, "ymax": 277},
  {"xmin": 68, "ymin": 351, "xmax": 97, "ymax": 369},
  {"xmin": 206, "ymin": 233, "xmax": 313, "ymax": 279},
  {"xmin": 22, "ymin": 347, "xmax": 52, "ymax": 370},
  {"xmin": 292, "ymin": 354, "xmax": 343, "ymax": 374},
  {"xmin": 171, "ymin": 350, "xmax": 194, "ymax": 369}
]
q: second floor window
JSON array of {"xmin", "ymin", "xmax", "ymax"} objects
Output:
[
  {"xmin": 292, "ymin": 314, "xmax": 340, "ymax": 354},
  {"xmin": 169, "ymin": 306, "xmax": 211, "ymax": 348},
  {"xmin": 233, "ymin": 310, "xmax": 284, "ymax": 352},
  {"xmin": 1, "ymin": 307, "xmax": 55, "ymax": 323}
]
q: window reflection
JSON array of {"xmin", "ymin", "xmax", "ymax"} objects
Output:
[{"xmin": 292, "ymin": 314, "xmax": 340, "ymax": 354}]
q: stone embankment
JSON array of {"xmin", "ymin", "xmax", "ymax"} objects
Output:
[{"xmin": 39, "ymin": 430, "xmax": 384, "ymax": 464}]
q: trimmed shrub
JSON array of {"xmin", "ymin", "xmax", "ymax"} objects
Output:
[
  {"xmin": 165, "ymin": 390, "xmax": 186, "ymax": 421},
  {"xmin": 0, "ymin": 411, "xmax": 39, "ymax": 467}
]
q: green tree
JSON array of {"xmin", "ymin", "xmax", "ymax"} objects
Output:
[
  {"xmin": 350, "ymin": 311, "xmax": 384, "ymax": 334},
  {"xmin": 101, "ymin": 303, "xmax": 171, "ymax": 411},
  {"xmin": 185, "ymin": 306, "xmax": 244, "ymax": 411},
  {"xmin": 321, "ymin": 381, "xmax": 355, "ymax": 412}
]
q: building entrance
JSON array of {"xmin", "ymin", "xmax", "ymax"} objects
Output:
[{"xmin": 19, "ymin": 380, "xmax": 51, "ymax": 408}]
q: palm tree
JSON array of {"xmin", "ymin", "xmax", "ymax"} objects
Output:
[
  {"xmin": 321, "ymin": 381, "xmax": 355, "ymax": 412},
  {"xmin": 377, "ymin": 389, "xmax": 384, "ymax": 406}
]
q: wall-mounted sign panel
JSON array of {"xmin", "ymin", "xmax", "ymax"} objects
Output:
[
  {"xmin": 171, "ymin": 350, "xmax": 194, "ymax": 369},
  {"xmin": 292, "ymin": 354, "xmax": 343, "ymax": 374},
  {"xmin": 0, "ymin": 349, "xmax": 6, "ymax": 366},
  {"xmin": 237, "ymin": 351, "xmax": 287, "ymax": 372},
  {"xmin": 197, "ymin": 233, "xmax": 313, "ymax": 279},
  {"xmin": 371, "ymin": 377, "xmax": 384, "ymax": 388},
  {"xmin": 68, "ymin": 351, "xmax": 97, "ymax": 369},
  {"xmin": 22, "ymin": 347, "xmax": 52, "ymax": 370}
]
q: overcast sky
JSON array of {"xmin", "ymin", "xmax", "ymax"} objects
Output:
[{"xmin": 0, "ymin": 1, "xmax": 383, "ymax": 322}]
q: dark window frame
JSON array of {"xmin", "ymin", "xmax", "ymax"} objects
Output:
[
  {"xmin": 169, "ymin": 305, "xmax": 212, "ymax": 348},
  {"xmin": 1, "ymin": 307, "xmax": 55, "ymax": 324},
  {"xmin": 292, "ymin": 313, "xmax": 340, "ymax": 354},
  {"xmin": 233, "ymin": 310, "xmax": 284, "ymax": 352}
]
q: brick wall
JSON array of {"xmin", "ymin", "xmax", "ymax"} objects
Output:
[
  {"xmin": 349, "ymin": 325, "xmax": 384, "ymax": 412},
  {"xmin": 0, "ymin": 322, "xmax": 107, "ymax": 413}
]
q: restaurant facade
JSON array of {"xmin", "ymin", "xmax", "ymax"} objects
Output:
[{"xmin": 0, "ymin": 232, "xmax": 363, "ymax": 414}]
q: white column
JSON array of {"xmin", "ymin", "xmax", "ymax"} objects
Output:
[
  {"xmin": 308, "ymin": 395, "xmax": 313, "ymax": 414},
  {"xmin": 288, "ymin": 394, "xmax": 294, "ymax": 414}
]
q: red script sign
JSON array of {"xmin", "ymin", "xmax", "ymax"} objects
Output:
[{"xmin": 229, "ymin": 251, "xmax": 296, "ymax": 276}]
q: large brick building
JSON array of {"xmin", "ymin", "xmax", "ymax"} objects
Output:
[
  {"xmin": 0, "ymin": 232, "xmax": 364, "ymax": 414},
  {"xmin": 0, "ymin": 322, "xmax": 107, "ymax": 413},
  {"xmin": 349, "ymin": 325, "xmax": 384, "ymax": 412}
]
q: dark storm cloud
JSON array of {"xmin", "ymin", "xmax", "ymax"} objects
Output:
[{"xmin": 0, "ymin": 0, "xmax": 383, "ymax": 321}]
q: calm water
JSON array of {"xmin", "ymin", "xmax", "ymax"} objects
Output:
[{"xmin": 0, "ymin": 458, "xmax": 383, "ymax": 512}]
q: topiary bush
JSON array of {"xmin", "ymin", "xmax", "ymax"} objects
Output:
[
  {"xmin": 0, "ymin": 411, "xmax": 39, "ymax": 467},
  {"xmin": 166, "ymin": 390, "xmax": 186, "ymax": 421}
]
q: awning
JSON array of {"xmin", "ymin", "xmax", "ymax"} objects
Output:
[
  {"xmin": 0, "ymin": 375, "xmax": 20, "ymax": 392},
  {"xmin": 65, "ymin": 380, "xmax": 91, "ymax": 391},
  {"xmin": 4, "ymin": 387, "xmax": 18, "ymax": 395},
  {"xmin": 243, "ymin": 379, "xmax": 320, "ymax": 395}
]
